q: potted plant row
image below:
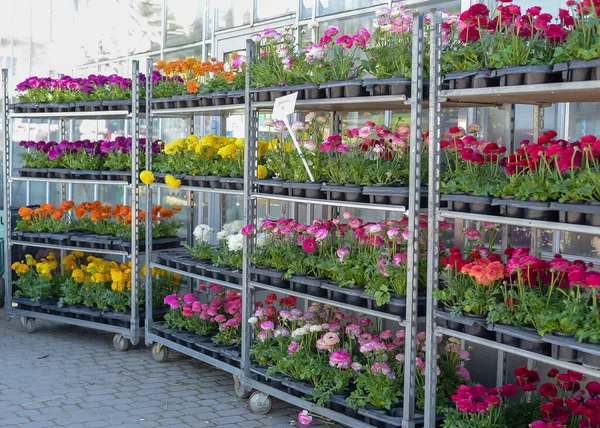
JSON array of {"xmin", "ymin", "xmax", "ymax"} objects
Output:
[
  {"xmin": 11, "ymin": 251, "xmax": 178, "ymax": 326},
  {"xmin": 443, "ymin": 366, "xmax": 600, "ymax": 428},
  {"xmin": 10, "ymin": 73, "xmax": 166, "ymax": 113},
  {"xmin": 17, "ymin": 137, "xmax": 160, "ymax": 182},
  {"xmin": 246, "ymin": 299, "xmax": 469, "ymax": 427},
  {"xmin": 150, "ymin": 285, "xmax": 244, "ymax": 368},
  {"xmin": 14, "ymin": 201, "xmax": 184, "ymax": 252},
  {"xmin": 443, "ymin": 0, "xmax": 600, "ymax": 90},
  {"xmin": 257, "ymin": 114, "xmax": 428, "ymax": 207},
  {"xmin": 241, "ymin": 214, "xmax": 446, "ymax": 317},
  {"xmin": 441, "ymin": 125, "xmax": 600, "ymax": 225},
  {"xmin": 249, "ymin": 4, "xmax": 428, "ymax": 103},
  {"xmin": 435, "ymin": 224, "xmax": 600, "ymax": 368},
  {"xmin": 150, "ymin": 56, "xmax": 246, "ymax": 109}
]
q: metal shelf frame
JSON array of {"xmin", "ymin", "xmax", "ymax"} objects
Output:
[
  {"xmin": 9, "ymin": 176, "xmax": 131, "ymax": 186},
  {"xmin": 2, "ymin": 62, "xmax": 142, "ymax": 346},
  {"xmin": 240, "ymin": 14, "xmax": 427, "ymax": 427},
  {"xmin": 424, "ymin": 9, "xmax": 600, "ymax": 427},
  {"xmin": 143, "ymin": 58, "xmax": 245, "ymax": 379}
]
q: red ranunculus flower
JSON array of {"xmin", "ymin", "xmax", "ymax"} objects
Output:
[
  {"xmin": 459, "ymin": 27, "xmax": 481, "ymax": 43},
  {"xmin": 540, "ymin": 382, "xmax": 558, "ymax": 398}
]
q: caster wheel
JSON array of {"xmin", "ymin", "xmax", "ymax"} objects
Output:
[
  {"xmin": 248, "ymin": 391, "xmax": 272, "ymax": 414},
  {"xmin": 233, "ymin": 375, "xmax": 251, "ymax": 399},
  {"xmin": 152, "ymin": 343, "xmax": 169, "ymax": 362},
  {"xmin": 20, "ymin": 316, "xmax": 36, "ymax": 334},
  {"xmin": 113, "ymin": 334, "xmax": 130, "ymax": 352}
]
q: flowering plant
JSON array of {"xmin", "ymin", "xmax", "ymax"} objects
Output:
[
  {"xmin": 364, "ymin": 4, "xmax": 424, "ymax": 78},
  {"xmin": 11, "ymin": 252, "xmax": 61, "ymax": 301},
  {"xmin": 186, "ymin": 224, "xmax": 215, "ymax": 261},
  {"xmin": 246, "ymin": 213, "xmax": 440, "ymax": 304},
  {"xmin": 442, "ymin": 2, "xmax": 566, "ymax": 73},
  {"xmin": 553, "ymin": 1, "xmax": 599, "ymax": 62},
  {"xmin": 16, "ymin": 201, "xmax": 182, "ymax": 240},
  {"xmin": 19, "ymin": 137, "xmax": 161, "ymax": 171},
  {"xmin": 211, "ymin": 220, "xmax": 245, "ymax": 269}
]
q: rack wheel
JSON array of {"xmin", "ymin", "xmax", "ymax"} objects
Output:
[
  {"xmin": 151, "ymin": 343, "xmax": 169, "ymax": 362},
  {"xmin": 233, "ymin": 375, "xmax": 251, "ymax": 399},
  {"xmin": 20, "ymin": 316, "xmax": 36, "ymax": 334},
  {"xmin": 112, "ymin": 334, "xmax": 130, "ymax": 352},
  {"xmin": 248, "ymin": 391, "xmax": 272, "ymax": 414}
]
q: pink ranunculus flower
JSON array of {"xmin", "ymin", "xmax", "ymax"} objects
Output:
[
  {"xmin": 379, "ymin": 330, "xmax": 394, "ymax": 340},
  {"xmin": 192, "ymin": 301, "xmax": 202, "ymax": 312},
  {"xmin": 241, "ymin": 224, "xmax": 255, "ymax": 236},
  {"xmin": 322, "ymin": 332, "xmax": 340, "ymax": 346},
  {"xmin": 298, "ymin": 410, "xmax": 312, "ymax": 425},
  {"xmin": 336, "ymin": 247, "xmax": 350, "ymax": 262},
  {"xmin": 329, "ymin": 350, "xmax": 352, "ymax": 369},
  {"xmin": 183, "ymin": 293, "xmax": 197, "ymax": 304},
  {"xmin": 314, "ymin": 228, "xmax": 329, "ymax": 241},
  {"xmin": 261, "ymin": 320, "xmax": 275, "ymax": 330},
  {"xmin": 288, "ymin": 341, "xmax": 299, "ymax": 354},
  {"xmin": 351, "ymin": 362, "xmax": 362, "ymax": 371}
]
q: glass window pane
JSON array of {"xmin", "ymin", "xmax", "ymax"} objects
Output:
[
  {"xmin": 318, "ymin": 13, "xmax": 377, "ymax": 41},
  {"xmin": 255, "ymin": 0, "xmax": 295, "ymax": 21},
  {"xmin": 569, "ymin": 102, "xmax": 600, "ymax": 139},
  {"xmin": 317, "ymin": 0, "xmax": 384, "ymax": 17},
  {"xmin": 166, "ymin": 0, "xmax": 204, "ymax": 47},
  {"xmin": 98, "ymin": 0, "xmax": 129, "ymax": 61},
  {"xmin": 165, "ymin": 45, "xmax": 203, "ymax": 61},
  {"xmin": 73, "ymin": 0, "xmax": 99, "ymax": 67},
  {"xmin": 560, "ymin": 233, "xmax": 600, "ymax": 258},
  {"xmin": 216, "ymin": 0, "xmax": 251, "ymax": 30},
  {"xmin": 130, "ymin": 0, "xmax": 162, "ymax": 54},
  {"xmin": 300, "ymin": 0, "xmax": 313, "ymax": 20},
  {"xmin": 31, "ymin": 1, "xmax": 51, "ymax": 76}
]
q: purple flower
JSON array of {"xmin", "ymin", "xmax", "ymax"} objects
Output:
[
  {"xmin": 47, "ymin": 147, "xmax": 63, "ymax": 161},
  {"xmin": 287, "ymin": 341, "xmax": 299, "ymax": 355},
  {"xmin": 261, "ymin": 320, "xmax": 275, "ymax": 331},
  {"xmin": 183, "ymin": 293, "xmax": 197, "ymax": 304}
]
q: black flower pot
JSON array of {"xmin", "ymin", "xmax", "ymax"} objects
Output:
[
  {"xmin": 473, "ymin": 68, "xmax": 497, "ymax": 88},
  {"xmin": 466, "ymin": 195, "xmax": 497, "ymax": 215},
  {"xmin": 568, "ymin": 58, "xmax": 600, "ymax": 81},
  {"xmin": 289, "ymin": 275, "xmax": 308, "ymax": 294},
  {"xmin": 499, "ymin": 332, "xmax": 519, "ymax": 347},
  {"xmin": 343, "ymin": 287, "xmax": 367, "ymax": 307},
  {"xmin": 442, "ymin": 193, "xmax": 470, "ymax": 212},
  {"xmin": 343, "ymin": 184, "xmax": 364, "ymax": 202},
  {"xmin": 250, "ymin": 364, "xmax": 268, "ymax": 383},
  {"xmin": 321, "ymin": 183, "xmax": 345, "ymax": 201},
  {"xmin": 580, "ymin": 351, "xmax": 600, "ymax": 369},
  {"xmin": 444, "ymin": 70, "xmax": 477, "ymax": 90},
  {"xmin": 553, "ymin": 344, "xmax": 579, "ymax": 363},
  {"xmin": 462, "ymin": 314, "xmax": 492, "ymax": 339},
  {"xmin": 496, "ymin": 65, "xmax": 558, "ymax": 86},
  {"xmin": 564, "ymin": 202, "xmax": 587, "ymax": 225},
  {"xmin": 363, "ymin": 77, "xmax": 411, "ymax": 97},
  {"xmin": 268, "ymin": 269, "xmax": 288, "ymax": 289},
  {"xmin": 586, "ymin": 202, "xmax": 600, "ymax": 226},
  {"xmin": 363, "ymin": 185, "xmax": 409, "ymax": 206},
  {"xmin": 266, "ymin": 372, "xmax": 286, "ymax": 390},
  {"xmin": 497, "ymin": 197, "xmax": 525, "ymax": 218}
]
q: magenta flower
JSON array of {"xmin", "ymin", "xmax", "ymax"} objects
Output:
[
  {"xmin": 379, "ymin": 330, "xmax": 394, "ymax": 340},
  {"xmin": 302, "ymin": 237, "xmax": 317, "ymax": 253},
  {"xmin": 241, "ymin": 224, "xmax": 255, "ymax": 236},
  {"xmin": 329, "ymin": 350, "xmax": 352, "ymax": 369},
  {"xmin": 288, "ymin": 341, "xmax": 299, "ymax": 354},
  {"xmin": 183, "ymin": 293, "xmax": 197, "ymax": 304},
  {"xmin": 298, "ymin": 410, "xmax": 312, "ymax": 426},
  {"xmin": 182, "ymin": 305, "xmax": 193, "ymax": 318},
  {"xmin": 335, "ymin": 35, "xmax": 353, "ymax": 48},
  {"xmin": 336, "ymin": 247, "xmax": 350, "ymax": 262},
  {"xmin": 261, "ymin": 320, "xmax": 275, "ymax": 331}
]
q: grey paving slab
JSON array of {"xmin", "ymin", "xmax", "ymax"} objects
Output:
[{"xmin": 0, "ymin": 309, "xmax": 344, "ymax": 428}]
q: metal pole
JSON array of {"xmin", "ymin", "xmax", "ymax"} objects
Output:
[
  {"xmin": 2, "ymin": 69, "xmax": 11, "ymax": 315},
  {"xmin": 130, "ymin": 60, "xmax": 140, "ymax": 345},
  {"xmin": 241, "ymin": 39, "xmax": 256, "ymax": 383},
  {"xmin": 402, "ymin": 12, "xmax": 424, "ymax": 428},
  {"xmin": 144, "ymin": 57, "xmax": 153, "ymax": 346},
  {"xmin": 424, "ymin": 10, "xmax": 442, "ymax": 427}
]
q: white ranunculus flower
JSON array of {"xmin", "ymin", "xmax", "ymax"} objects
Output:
[
  {"xmin": 216, "ymin": 230, "xmax": 229, "ymax": 240},
  {"xmin": 223, "ymin": 220, "xmax": 244, "ymax": 235},
  {"xmin": 227, "ymin": 233, "xmax": 244, "ymax": 252},
  {"xmin": 193, "ymin": 224, "xmax": 213, "ymax": 243},
  {"xmin": 248, "ymin": 317, "xmax": 258, "ymax": 324}
]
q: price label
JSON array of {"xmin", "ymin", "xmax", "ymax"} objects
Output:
[{"xmin": 272, "ymin": 92, "xmax": 298, "ymax": 120}]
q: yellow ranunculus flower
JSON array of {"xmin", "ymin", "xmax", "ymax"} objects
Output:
[
  {"xmin": 140, "ymin": 170, "xmax": 155, "ymax": 185},
  {"xmin": 12, "ymin": 262, "xmax": 29, "ymax": 275},
  {"xmin": 164, "ymin": 142, "xmax": 179, "ymax": 155},
  {"xmin": 46, "ymin": 252, "xmax": 56, "ymax": 261},
  {"xmin": 173, "ymin": 273, "xmax": 181, "ymax": 283},
  {"xmin": 25, "ymin": 254, "xmax": 37, "ymax": 266},
  {"xmin": 93, "ymin": 272, "xmax": 105, "ymax": 283},
  {"xmin": 188, "ymin": 135, "xmax": 199, "ymax": 144},
  {"xmin": 72, "ymin": 251, "xmax": 84, "ymax": 258},
  {"xmin": 257, "ymin": 165, "xmax": 268, "ymax": 180},
  {"xmin": 111, "ymin": 269, "xmax": 124, "ymax": 283},
  {"xmin": 165, "ymin": 174, "xmax": 181, "ymax": 188},
  {"xmin": 72, "ymin": 269, "xmax": 85, "ymax": 283}
]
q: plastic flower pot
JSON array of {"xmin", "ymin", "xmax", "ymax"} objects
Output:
[
  {"xmin": 551, "ymin": 343, "xmax": 579, "ymax": 363},
  {"xmin": 495, "ymin": 196, "xmax": 525, "ymax": 218},
  {"xmin": 220, "ymin": 176, "xmax": 243, "ymax": 190},
  {"xmin": 586, "ymin": 202, "xmax": 600, "ymax": 226},
  {"xmin": 579, "ymin": 346, "xmax": 600, "ymax": 369},
  {"xmin": 466, "ymin": 195, "xmax": 497, "ymax": 215},
  {"xmin": 518, "ymin": 200, "xmax": 557, "ymax": 221},
  {"xmin": 321, "ymin": 280, "xmax": 346, "ymax": 302},
  {"xmin": 495, "ymin": 65, "xmax": 558, "ymax": 86},
  {"xmin": 268, "ymin": 269, "xmax": 289, "ymax": 289},
  {"xmin": 285, "ymin": 181, "xmax": 324, "ymax": 199},
  {"xmin": 442, "ymin": 193, "xmax": 470, "ymax": 213},
  {"xmin": 226, "ymin": 90, "xmax": 244, "ymax": 104},
  {"xmin": 461, "ymin": 313, "xmax": 492, "ymax": 338},
  {"xmin": 554, "ymin": 201, "xmax": 588, "ymax": 225},
  {"xmin": 288, "ymin": 274, "xmax": 308, "ymax": 294},
  {"xmin": 444, "ymin": 70, "xmax": 477, "ymax": 90},
  {"xmin": 357, "ymin": 406, "xmax": 389, "ymax": 427},
  {"xmin": 500, "ymin": 333, "xmax": 520, "ymax": 347},
  {"xmin": 341, "ymin": 184, "xmax": 364, "ymax": 202},
  {"xmin": 172, "ymin": 94, "xmax": 197, "ymax": 108},
  {"xmin": 473, "ymin": 68, "xmax": 497, "ymax": 88},
  {"xmin": 363, "ymin": 185, "xmax": 409, "ymax": 206},
  {"xmin": 282, "ymin": 378, "xmax": 314, "ymax": 399},
  {"xmin": 321, "ymin": 183, "xmax": 345, "ymax": 201},
  {"xmin": 300, "ymin": 83, "xmax": 324, "ymax": 100},
  {"xmin": 363, "ymin": 77, "xmax": 411, "ymax": 97},
  {"xmin": 294, "ymin": 275, "xmax": 326, "ymax": 297},
  {"xmin": 567, "ymin": 58, "xmax": 600, "ymax": 82}
]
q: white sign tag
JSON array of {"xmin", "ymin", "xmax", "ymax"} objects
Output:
[{"xmin": 272, "ymin": 92, "xmax": 298, "ymax": 120}]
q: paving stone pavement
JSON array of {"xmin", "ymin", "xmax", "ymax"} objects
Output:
[{"xmin": 0, "ymin": 309, "xmax": 344, "ymax": 428}]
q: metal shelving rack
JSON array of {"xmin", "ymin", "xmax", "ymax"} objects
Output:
[
  {"xmin": 1, "ymin": 61, "xmax": 142, "ymax": 351},
  {"xmin": 423, "ymin": 9, "xmax": 600, "ymax": 427},
  {"xmin": 239, "ymin": 13, "xmax": 427, "ymax": 428},
  {"xmin": 142, "ymin": 58, "xmax": 246, "ymax": 381}
]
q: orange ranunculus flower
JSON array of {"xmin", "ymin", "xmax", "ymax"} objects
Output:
[
  {"xmin": 75, "ymin": 207, "xmax": 86, "ymax": 219},
  {"xmin": 187, "ymin": 79, "xmax": 200, "ymax": 94},
  {"xmin": 160, "ymin": 207, "xmax": 173, "ymax": 218},
  {"xmin": 101, "ymin": 212, "xmax": 110, "ymax": 219},
  {"xmin": 90, "ymin": 211, "xmax": 101, "ymax": 221},
  {"xmin": 40, "ymin": 203, "xmax": 55, "ymax": 212},
  {"xmin": 112, "ymin": 204, "xmax": 123, "ymax": 216},
  {"xmin": 138, "ymin": 211, "xmax": 146, "ymax": 222},
  {"xmin": 155, "ymin": 60, "xmax": 166, "ymax": 70},
  {"xmin": 120, "ymin": 206, "xmax": 130, "ymax": 216},
  {"xmin": 152, "ymin": 205, "xmax": 161, "ymax": 216},
  {"xmin": 18, "ymin": 207, "xmax": 33, "ymax": 219},
  {"xmin": 60, "ymin": 200, "xmax": 74, "ymax": 211},
  {"xmin": 91, "ymin": 201, "xmax": 102, "ymax": 210},
  {"xmin": 210, "ymin": 57, "xmax": 217, "ymax": 62},
  {"xmin": 53, "ymin": 210, "xmax": 64, "ymax": 220},
  {"xmin": 173, "ymin": 205, "xmax": 182, "ymax": 212}
]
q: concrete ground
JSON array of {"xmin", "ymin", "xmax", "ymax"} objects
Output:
[{"xmin": 0, "ymin": 309, "xmax": 342, "ymax": 428}]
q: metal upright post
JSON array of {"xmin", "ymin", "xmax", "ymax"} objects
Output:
[
  {"xmin": 2, "ymin": 69, "xmax": 11, "ymax": 314},
  {"xmin": 145, "ymin": 58, "xmax": 154, "ymax": 345},
  {"xmin": 241, "ymin": 39, "xmax": 257, "ymax": 382},
  {"xmin": 402, "ymin": 13, "xmax": 424, "ymax": 428},
  {"xmin": 424, "ymin": 10, "xmax": 442, "ymax": 427},
  {"xmin": 130, "ymin": 60, "xmax": 140, "ymax": 346}
]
